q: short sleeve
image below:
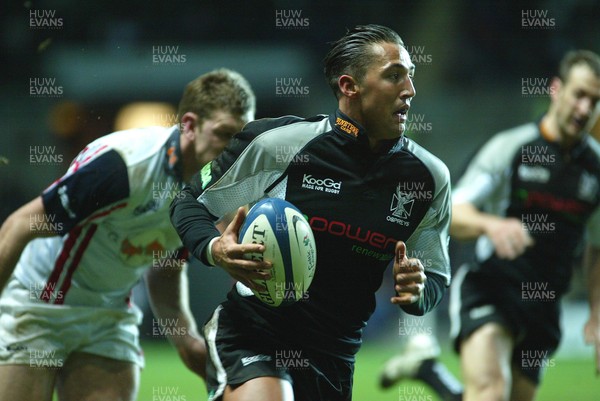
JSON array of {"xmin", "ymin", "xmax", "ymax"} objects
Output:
[
  {"xmin": 452, "ymin": 135, "xmax": 511, "ymax": 207},
  {"xmin": 42, "ymin": 148, "xmax": 130, "ymax": 234}
]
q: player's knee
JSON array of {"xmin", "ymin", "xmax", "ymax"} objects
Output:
[
  {"xmin": 465, "ymin": 384, "xmax": 509, "ymax": 401},
  {"xmin": 476, "ymin": 322, "xmax": 512, "ymax": 340},
  {"xmin": 465, "ymin": 372, "xmax": 510, "ymax": 401}
]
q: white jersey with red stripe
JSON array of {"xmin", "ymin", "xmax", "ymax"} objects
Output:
[{"xmin": 11, "ymin": 125, "xmax": 185, "ymax": 309}]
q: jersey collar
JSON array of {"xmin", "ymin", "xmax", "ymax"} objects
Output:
[
  {"xmin": 538, "ymin": 118, "xmax": 590, "ymax": 160},
  {"xmin": 163, "ymin": 126, "xmax": 184, "ymax": 181},
  {"xmin": 572, "ymin": 134, "xmax": 593, "ymax": 160},
  {"xmin": 330, "ymin": 109, "xmax": 405, "ymax": 154},
  {"xmin": 331, "ymin": 109, "xmax": 367, "ymax": 140}
]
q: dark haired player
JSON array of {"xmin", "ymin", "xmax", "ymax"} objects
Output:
[
  {"xmin": 380, "ymin": 50, "xmax": 600, "ymax": 401},
  {"xmin": 171, "ymin": 24, "xmax": 451, "ymax": 401}
]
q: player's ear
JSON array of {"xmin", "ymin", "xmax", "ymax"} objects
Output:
[
  {"xmin": 180, "ymin": 112, "xmax": 200, "ymax": 140},
  {"xmin": 549, "ymin": 76, "xmax": 562, "ymax": 102},
  {"xmin": 338, "ymin": 75, "xmax": 359, "ymax": 98}
]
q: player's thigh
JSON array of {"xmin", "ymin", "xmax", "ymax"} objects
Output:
[
  {"xmin": 460, "ymin": 322, "xmax": 514, "ymax": 401},
  {"xmin": 0, "ymin": 364, "xmax": 57, "ymax": 401},
  {"xmin": 223, "ymin": 376, "xmax": 294, "ymax": 401},
  {"xmin": 510, "ymin": 367, "xmax": 537, "ymax": 401},
  {"xmin": 56, "ymin": 352, "xmax": 140, "ymax": 401}
]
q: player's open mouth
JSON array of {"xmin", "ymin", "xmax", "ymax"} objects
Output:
[
  {"xmin": 396, "ymin": 107, "xmax": 409, "ymax": 122},
  {"xmin": 573, "ymin": 116, "xmax": 586, "ymax": 129}
]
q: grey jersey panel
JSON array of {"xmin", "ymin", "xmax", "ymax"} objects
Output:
[
  {"xmin": 198, "ymin": 117, "xmax": 331, "ymax": 216},
  {"xmin": 404, "ymin": 138, "xmax": 452, "ymax": 285}
]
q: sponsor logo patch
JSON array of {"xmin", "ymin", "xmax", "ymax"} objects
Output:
[
  {"xmin": 335, "ymin": 117, "xmax": 359, "ymax": 137},
  {"xmin": 301, "ymin": 174, "xmax": 341, "ymax": 194}
]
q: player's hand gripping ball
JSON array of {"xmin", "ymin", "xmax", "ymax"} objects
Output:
[{"xmin": 238, "ymin": 198, "xmax": 317, "ymax": 307}]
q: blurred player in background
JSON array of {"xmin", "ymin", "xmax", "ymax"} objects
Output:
[
  {"xmin": 0, "ymin": 68, "xmax": 256, "ymax": 401},
  {"xmin": 171, "ymin": 24, "xmax": 451, "ymax": 401},
  {"xmin": 380, "ymin": 50, "xmax": 600, "ymax": 401}
]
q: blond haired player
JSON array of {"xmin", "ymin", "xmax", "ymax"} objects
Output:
[{"xmin": 0, "ymin": 69, "xmax": 256, "ymax": 401}]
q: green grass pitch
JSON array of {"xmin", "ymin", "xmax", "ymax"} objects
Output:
[{"xmin": 135, "ymin": 340, "xmax": 597, "ymax": 401}]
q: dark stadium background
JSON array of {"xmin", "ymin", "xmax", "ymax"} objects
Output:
[{"xmin": 1, "ymin": 1, "xmax": 599, "ymax": 399}]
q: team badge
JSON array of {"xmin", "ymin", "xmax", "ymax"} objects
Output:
[
  {"xmin": 391, "ymin": 189, "xmax": 414, "ymax": 219},
  {"xmin": 387, "ymin": 183, "xmax": 414, "ymax": 226}
]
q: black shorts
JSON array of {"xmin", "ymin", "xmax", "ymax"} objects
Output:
[
  {"xmin": 450, "ymin": 261, "xmax": 561, "ymax": 384},
  {"xmin": 204, "ymin": 302, "xmax": 354, "ymax": 401}
]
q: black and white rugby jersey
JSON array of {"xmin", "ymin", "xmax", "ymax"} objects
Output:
[
  {"xmin": 453, "ymin": 122, "xmax": 600, "ymax": 294},
  {"xmin": 171, "ymin": 110, "xmax": 451, "ymax": 360}
]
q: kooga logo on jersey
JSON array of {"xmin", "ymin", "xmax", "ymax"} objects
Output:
[{"xmin": 302, "ymin": 174, "xmax": 341, "ymax": 194}]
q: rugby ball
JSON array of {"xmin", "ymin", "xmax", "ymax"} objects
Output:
[{"xmin": 238, "ymin": 198, "xmax": 317, "ymax": 307}]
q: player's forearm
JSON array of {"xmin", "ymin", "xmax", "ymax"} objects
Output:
[
  {"xmin": 145, "ymin": 264, "xmax": 206, "ymax": 379},
  {"xmin": 0, "ymin": 199, "xmax": 47, "ymax": 291},
  {"xmin": 145, "ymin": 264, "xmax": 200, "ymax": 338},
  {"xmin": 400, "ymin": 272, "xmax": 446, "ymax": 316},
  {"xmin": 0, "ymin": 216, "xmax": 28, "ymax": 291},
  {"xmin": 450, "ymin": 202, "xmax": 498, "ymax": 241}
]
